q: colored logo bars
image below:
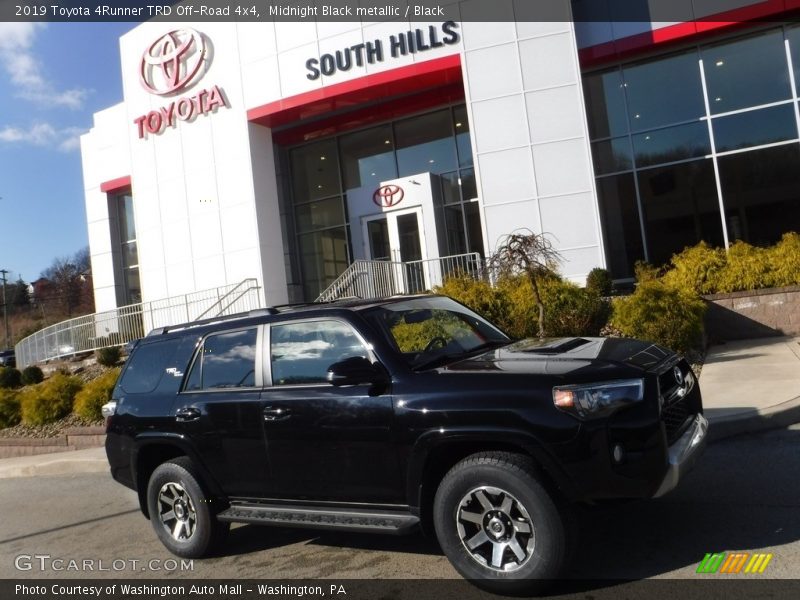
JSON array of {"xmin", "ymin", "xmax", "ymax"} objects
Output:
[{"xmin": 696, "ymin": 552, "xmax": 773, "ymax": 574}]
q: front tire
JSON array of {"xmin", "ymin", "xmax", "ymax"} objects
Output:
[
  {"xmin": 146, "ymin": 457, "xmax": 229, "ymax": 558},
  {"xmin": 433, "ymin": 452, "xmax": 569, "ymax": 595}
]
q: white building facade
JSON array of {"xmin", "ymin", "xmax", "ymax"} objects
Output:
[{"xmin": 82, "ymin": 1, "xmax": 800, "ymax": 311}]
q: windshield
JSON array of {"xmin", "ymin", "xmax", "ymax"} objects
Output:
[{"xmin": 364, "ymin": 296, "xmax": 510, "ymax": 370}]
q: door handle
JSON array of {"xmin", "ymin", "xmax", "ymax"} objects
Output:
[
  {"xmin": 263, "ymin": 406, "xmax": 291, "ymax": 422},
  {"xmin": 175, "ymin": 406, "xmax": 201, "ymax": 422}
]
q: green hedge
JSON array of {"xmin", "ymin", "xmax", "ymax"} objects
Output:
[
  {"xmin": 0, "ymin": 367, "xmax": 22, "ymax": 389},
  {"xmin": 0, "ymin": 389, "xmax": 21, "ymax": 429},
  {"xmin": 661, "ymin": 233, "xmax": 800, "ymax": 294},
  {"xmin": 19, "ymin": 373, "xmax": 83, "ymax": 426},
  {"xmin": 610, "ymin": 279, "xmax": 706, "ymax": 354},
  {"xmin": 436, "ymin": 274, "xmax": 610, "ymax": 340},
  {"xmin": 95, "ymin": 346, "xmax": 121, "ymax": 367},
  {"xmin": 21, "ymin": 366, "xmax": 44, "ymax": 385},
  {"xmin": 74, "ymin": 368, "xmax": 121, "ymax": 421}
]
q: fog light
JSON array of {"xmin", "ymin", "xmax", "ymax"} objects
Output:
[{"xmin": 612, "ymin": 444, "xmax": 625, "ymax": 464}]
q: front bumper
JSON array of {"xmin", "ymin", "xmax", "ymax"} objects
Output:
[{"xmin": 653, "ymin": 413, "xmax": 708, "ymax": 498}]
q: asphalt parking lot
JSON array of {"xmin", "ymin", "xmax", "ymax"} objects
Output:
[{"xmin": 1, "ymin": 426, "xmax": 798, "ymax": 595}]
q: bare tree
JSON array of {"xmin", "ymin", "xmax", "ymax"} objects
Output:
[
  {"xmin": 488, "ymin": 230, "xmax": 562, "ymax": 338},
  {"xmin": 41, "ymin": 248, "xmax": 93, "ymax": 317}
]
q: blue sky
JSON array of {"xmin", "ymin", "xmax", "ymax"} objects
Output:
[{"xmin": 0, "ymin": 22, "xmax": 134, "ymax": 283}]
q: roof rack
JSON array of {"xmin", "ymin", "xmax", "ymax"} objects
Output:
[
  {"xmin": 147, "ymin": 307, "xmax": 278, "ymax": 336},
  {"xmin": 146, "ymin": 296, "xmax": 372, "ymax": 337}
]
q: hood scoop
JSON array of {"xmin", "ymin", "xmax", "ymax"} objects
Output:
[{"xmin": 510, "ymin": 337, "xmax": 591, "ymax": 354}]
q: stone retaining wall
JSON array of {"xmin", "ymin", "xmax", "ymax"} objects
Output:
[
  {"xmin": 0, "ymin": 426, "xmax": 105, "ymax": 459},
  {"xmin": 704, "ymin": 285, "xmax": 800, "ymax": 341}
]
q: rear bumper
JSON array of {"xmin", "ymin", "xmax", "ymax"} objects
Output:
[{"xmin": 653, "ymin": 413, "xmax": 708, "ymax": 498}]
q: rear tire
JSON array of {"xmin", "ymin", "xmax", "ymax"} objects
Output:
[
  {"xmin": 433, "ymin": 452, "xmax": 569, "ymax": 596},
  {"xmin": 146, "ymin": 457, "xmax": 229, "ymax": 558}
]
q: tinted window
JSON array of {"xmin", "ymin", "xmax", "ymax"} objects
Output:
[
  {"xmin": 718, "ymin": 144, "xmax": 800, "ymax": 246},
  {"xmin": 623, "ymin": 51, "xmax": 704, "ymax": 131},
  {"xmin": 596, "ymin": 173, "xmax": 644, "ymax": 279},
  {"xmin": 632, "ymin": 122, "xmax": 710, "ymax": 167},
  {"xmin": 638, "ymin": 159, "xmax": 724, "ymax": 265},
  {"xmin": 185, "ymin": 328, "xmax": 258, "ymax": 391},
  {"xmin": 583, "ymin": 69, "xmax": 628, "ymax": 139},
  {"xmin": 271, "ymin": 320, "xmax": 369, "ymax": 386},
  {"xmin": 702, "ymin": 31, "xmax": 791, "ymax": 114},
  {"xmin": 712, "ymin": 104, "xmax": 797, "ymax": 153},
  {"xmin": 119, "ymin": 339, "xmax": 181, "ymax": 394},
  {"xmin": 395, "ymin": 109, "xmax": 457, "ymax": 175}
]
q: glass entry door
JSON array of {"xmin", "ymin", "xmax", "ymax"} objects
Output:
[{"xmin": 363, "ymin": 207, "xmax": 427, "ymax": 293}]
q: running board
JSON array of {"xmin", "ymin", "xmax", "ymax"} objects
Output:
[{"xmin": 216, "ymin": 504, "xmax": 419, "ymax": 535}]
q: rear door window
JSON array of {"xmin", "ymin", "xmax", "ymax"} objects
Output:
[
  {"xmin": 184, "ymin": 328, "xmax": 259, "ymax": 391},
  {"xmin": 118, "ymin": 338, "xmax": 182, "ymax": 394}
]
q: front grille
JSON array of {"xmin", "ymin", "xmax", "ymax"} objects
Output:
[
  {"xmin": 658, "ymin": 361, "xmax": 694, "ymax": 444},
  {"xmin": 661, "ymin": 397, "xmax": 691, "ymax": 444}
]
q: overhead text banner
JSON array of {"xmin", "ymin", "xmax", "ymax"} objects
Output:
[{"xmin": 3, "ymin": 0, "xmax": 800, "ymax": 23}]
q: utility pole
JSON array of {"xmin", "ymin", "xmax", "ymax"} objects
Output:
[{"xmin": 0, "ymin": 269, "xmax": 8, "ymax": 349}]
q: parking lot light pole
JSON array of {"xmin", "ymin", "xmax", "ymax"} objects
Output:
[{"xmin": 0, "ymin": 269, "xmax": 8, "ymax": 349}]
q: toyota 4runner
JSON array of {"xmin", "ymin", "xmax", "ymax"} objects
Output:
[{"xmin": 103, "ymin": 294, "xmax": 706, "ymax": 594}]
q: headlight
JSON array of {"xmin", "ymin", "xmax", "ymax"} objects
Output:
[{"xmin": 553, "ymin": 379, "xmax": 644, "ymax": 419}]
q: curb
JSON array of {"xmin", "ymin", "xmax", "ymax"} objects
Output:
[
  {"xmin": 706, "ymin": 394, "xmax": 800, "ymax": 443},
  {"xmin": 0, "ymin": 447, "xmax": 108, "ymax": 480}
]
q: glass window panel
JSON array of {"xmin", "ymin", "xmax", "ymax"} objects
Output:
[
  {"xmin": 271, "ymin": 320, "xmax": 369, "ymax": 386},
  {"xmin": 453, "ymin": 105, "xmax": 474, "ymax": 167},
  {"xmin": 122, "ymin": 241, "xmax": 138, "ymax": 269},
  {"xmin": 299, "ymin": 227, "xmax": 350, "ymax": 300},
  {"xmin": 718, "ymin": 144, "xmax": 800, "ymax": 246},
  {"xmin": 440, "ymin": 172, "xmax": 461, "ymax": 205},
  {"xmin": 786, "ymin": 25, "xmax": 800, "ymax": 95},
  {"xmin": 186, "ymin": 329, "xmax": 258, "ymax": 391},
  {"xmin": 118, "ymin": 194, "xmax": 136, "ymax": 242},
  {"xmin": 125, "ymin": 267, "xmax": 141, "ymax": 304},
  {"xmin": 712, "ymin": 104, "xmax": 798, "ymax": 153},
  {"xmin": 367, "ymin": 218, "xmax": 391, "ymax": 261},
  {"xmin": 702, "ymin": 30, "xmax": 791, "ymax": 114},
  {"xmin": 290, "ymin": 139, "xmax": 341, "ymax": 203},
  {"xmin": 295, "ymin": 196, "xmax": 345, "ymax": 233},
  {"xmin": 339, "ymin": 125, "xmax": 397, "ymax": 191},
  {"xmin": 119, "ymin": 339, "xmax": 180, "ymax": 394},
  {"xmin": 632, "ymin": 122, "xmax": 710, "ymax": 168},
  {"xmin": 623, "ymin": 51, "xmax": 704, "ymax": 131},
  {"xmin": 596, "ymin": 174, "xmax": 645, "ymax": 279},
  {"xmin": 464, "ymin": 201, "xmax": 484, "ymax": 256},
  {"xmin": 591, "ymin": 136, "xmax": 633, "ymax": 174},
  {"xmin": 460, "ymin": 168, "xmax": 477, "ymax": 201},
  {"xmin": 395, "ymin": 109, "xmax": 457, "ymax": 176},
  {"xmin": 442, "ymin": 205, "xmax": 467, "ymax": 256},
  {"xmin": 583, "ymin": 69, "xmax": 629, "ymax": 139},
  {"xmin": 637, "ymin": 159, "xmax": 724, "ymax": 266}
]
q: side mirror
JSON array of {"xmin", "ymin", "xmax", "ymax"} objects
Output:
[{"xmin": 327, "ymin": 356, "xmax": 387, "ymax": 387}]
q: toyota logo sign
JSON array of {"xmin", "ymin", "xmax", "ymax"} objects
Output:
[
  {"xmin": 140, "ymin": 28, "xmax": 207, "ymax": 96},
  {"xmin": 372, "ymin": 185, "xmax": 404, "ymax": 208}
]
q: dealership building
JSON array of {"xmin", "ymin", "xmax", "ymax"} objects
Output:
[{"xmin": 81, "ymin": 1, "xmax": 800, "ymax": 313}]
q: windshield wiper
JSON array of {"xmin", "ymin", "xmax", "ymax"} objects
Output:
[{"xmin": 412, "ymin": 340, "xmax": 507, "ymax": 371}]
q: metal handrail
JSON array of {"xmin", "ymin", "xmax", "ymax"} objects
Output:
[
  {"xmin": 316, "ymin": 253, "xmax": 483, "ymax": 302},
  {"xmin": 193, "ymin": 278, "xmax": 260, "ymax": 321},
  {"xmin": 14, "ymin": 279, "xmax": 264, "ymax": 369}
]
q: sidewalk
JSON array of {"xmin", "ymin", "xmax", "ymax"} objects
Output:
[
  {"xmin": 0, "ymin": 337, "xmax": 798, "ymax": 479},
  {"xmin": 0, "ymin": 446, "xmax": 108, "ymax": 479},
  {"xmin": 700, "ymin": 336, "xmax": 800, "ymax": 441}
]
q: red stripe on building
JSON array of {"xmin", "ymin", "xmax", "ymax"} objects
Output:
[
  {"xmin": 100, "ymin": 176, "xmax": 132, "ymax": 193},
  {"xmin": 248, "ymin": 54, "xmax": 464, "ymax": 141}
]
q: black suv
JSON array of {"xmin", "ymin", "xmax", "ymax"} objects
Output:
[
  {"xmin": 104, "ymin": 294, "xmax": 706, "ymax": 594},
  {"xmin": 0, "ymin": 349, "xmax": 15, "ymax": 368}
]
